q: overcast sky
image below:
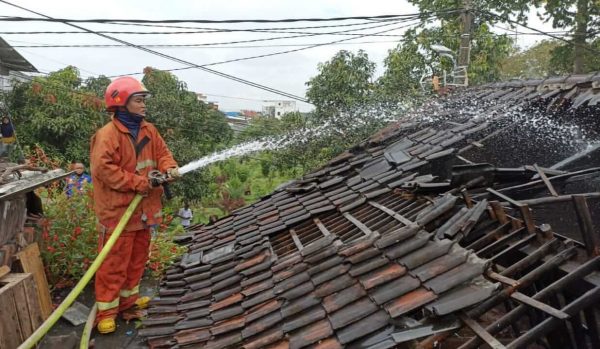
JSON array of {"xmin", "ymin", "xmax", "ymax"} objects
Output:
[{"xmin": 2, "ymin": 1, "xmax": 555, "ymax": 112}]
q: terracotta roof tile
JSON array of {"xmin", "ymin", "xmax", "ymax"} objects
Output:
[
  {"xmin": 242, "ymin": 310, "xmax": 282, "ymax": 338},
  {"xmin": 273, "ymin": 262, "xmax": 308, "ymax": 282},
  {"xmin": 279, "ymin": 281, "xmax": 315, "ymax": 301},
  {"xmin": 358, "ymin": 263, "xmax": 407, "ymax": 289},
  {"xmin": 337, "ymin": 310, "xmax": 389, "ymax": 344},
  {"xmin": 370, "ymin": 274, "xmax": 421, "ymax": 305},
  {"xmin": 384, "ymin": 288, "xmax": 437, "ymax": 318},
  {"xmin": 244, "ymin": 328, "xmax": 284, "ymax": 348},
  {"xmin": 282, "ymin": 306, "xmax": 326, "ymax": 332},
  {"xmin": 211, "ymin": 305, "xmax": 244, "ymax": 322},
  {"xmin": 322, "ymin": 282, "xmax": 366, "ymax": 313},
  {"xmin": 305, "ymin": 337, "xmax": 343, "ymax": 349},
  {"xmin": 174, "ymin": 327, "xmax": 211, "ymax": 346},
  {"xmin": 281, "ymin": 292, "xmax": 320, "ymax": 318},
  {"xmin": 328, "ymin": 297, "xmax": 379, "ymax": 329},
  {"xmin": 211, "ymin": 316, "xmax": 245, "ymax": 336},
  {"xmin": 246, "ymin": 299, "xmax": 281, "ymax": 323},
  {"xmin": 315, "ymin": 274, "xmax": 356, "ymax": 297},
  {"xmin": 203, "ymin": 332, "xmax": 243, "ymax": 349},
  {"xmin": 289, "ymin": 319, "xmax": 334, "ymax": 349},
  {"xmin": 210, "ymin": 293, "xmax": 243, "ymax": 311}
]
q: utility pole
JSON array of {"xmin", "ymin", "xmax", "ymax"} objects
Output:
[{"xmin": 456, "ymin": 0, "xmax": 472, "ymax": 86}]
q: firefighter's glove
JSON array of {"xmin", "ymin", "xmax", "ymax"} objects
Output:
[{"xmin": 166, "ymin": 167, "xmax": 181, "ymax": 181}]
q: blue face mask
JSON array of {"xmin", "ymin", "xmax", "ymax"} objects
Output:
[{"xmin": 115, "ymin": 109, "xmax": 143, "ymax": 140}]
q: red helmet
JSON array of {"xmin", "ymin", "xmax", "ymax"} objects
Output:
[{"xmin": 104, "ymin": 76, "xmax": 149, "ymax": 111}]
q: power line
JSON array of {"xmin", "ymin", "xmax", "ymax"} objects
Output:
[
  {"xmin": 0, "ymin": 19, "xmax": 417, "ymax": 50},
  {"xmin": 0, "ymin": 12, "xmax": 439, "ymax": 24},
  {"xmin": 0, "ymin": 18, "xmax": 412, "ymax": 35},
  {"xmin": 476, "ymin": 9, "xmax": 600, "ymax": 56},
  {"xmin": 0, "ymin": 0, "xmax": 310, "ymax": 103},
  {"xmin": 106, "ymin": 19, "xmax": 421, "ymax": 78}
]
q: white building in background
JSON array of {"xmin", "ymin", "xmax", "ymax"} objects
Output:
[
  {"xmin": 262, "ymin": 100, "xmax": 298, "ymax": 119},
  {"xmin": 0, "ymin": 37, "xmax": 38, "ymax": 92}
]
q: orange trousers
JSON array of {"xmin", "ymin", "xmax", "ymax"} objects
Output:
[{"xmin": 95, "ymin": 228, "xmax": 150, "ymax": 321}]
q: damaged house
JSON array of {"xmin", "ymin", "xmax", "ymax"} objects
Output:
[{"xmin": 140, "ymin": 73, "xmax": 600, "ymax": 349}]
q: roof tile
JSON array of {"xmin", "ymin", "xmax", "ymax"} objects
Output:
[
  {"xmin": 282, "ymin": 306, "xmax": 326, "ymax": 332},
  {"xmin": 336, "ymin": 310, "xmax": 389, "ymax": 344},
  {"xmin": 358, "ymin": 263, "xmax": 406, "ymax": 290},
  {"xmin": 370, "ymin": 275, "xmax": 421, "ymax": 305},
  {"xmin": 242, "ymin": 310, "xmax": 282, "ymax": 338},
  {"xmin": 243, "ymin": 328, "xmax": 283, "ymax": 349},
  {"xmin": 174, "ymin": 327, "xmax": 211, "ymax": 346},
  {"xmin": 321, "ymin": 282, "xmax": 366, "ymax": 313},
  {"xmin": 384, "ymin": 288, "xmax": 437, "ymax": 318},
  {"xmin": 329, "ymin": 297, "xmax": 379, "ymax": 329},
  {"xmin": 211, "ymin": 316, "xmax": 245, "ymax": 336},
  {"xmin": 314, "ymin": 274, "xmax": 356, "ymax": 298},
  {"xmin": 288, "ymin": 319, "xmax": 334, "ymax": 349}
]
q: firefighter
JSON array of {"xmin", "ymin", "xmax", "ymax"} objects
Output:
[{"xmin": 90, "ymin": 76, "xmax": 180, "ymax": 334}]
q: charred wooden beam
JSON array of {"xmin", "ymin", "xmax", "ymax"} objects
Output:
[
  {"xmin": 534, "ymin": 164, "xmax": 558, "ymax": 197},
  {"xmin": 510, "ymin": 291, "xmax": 569, "ymax": 320},
  {"xmin": 572, "ymin": 195, "xmax": 600, "ymax": 257},
  {"xmin": 506, "ymin": 286, "xmax": 600, "ymax": 349},
  {"xmin": 501, "ymin": 238, "xmax": 560, "ymax": 277},
  {"xmin": 458, "ymin": 313, "xmax": 506, "ymax": 349},
  {"xmin": 519, "ymin": 192, "xmax": 600, "ymax": 206},
  {"xmin": 457, "ymin": 256, "xmax": 600, "ymax": 349}
]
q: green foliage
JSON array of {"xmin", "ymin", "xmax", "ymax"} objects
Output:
[
  {"xmin": 306, "ymin": 50, "xmax": 376, "ymax": 117},
  {"xmin": 148, "ymin": 223, "xmax": 187, "ymax": 279},
  {"xmin": 547, "ymin": 38, "xmax": 600, "ymax": 74},
  {"xmin": 141, "ymin": 67, "xmax": 234, "ymax": 201},
  {"xmin": 38, "ymin": 186, "xmax": 97, "ymax": 289},
  {"xmin": 0, "ymin": 67, "xmax": 108, "ymax": 163}
]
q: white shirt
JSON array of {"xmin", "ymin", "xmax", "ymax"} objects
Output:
[{"xmin": 178, "ymin": 208, "xmax": 193, "ymax": 227}]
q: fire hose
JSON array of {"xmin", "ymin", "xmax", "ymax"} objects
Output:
[{"xmin": 18, "ymin": 171, "xmax": 174, "ymax": 349}]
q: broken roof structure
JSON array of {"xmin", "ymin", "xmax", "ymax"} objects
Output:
[{"xmin": 141, "ymin": 73, "xmax": 600, "ymax": 349}]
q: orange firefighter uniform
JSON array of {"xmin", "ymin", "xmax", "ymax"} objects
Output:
[{"xmin": 90, "ymin": 77, "xmax": 178, "ymax": 329}]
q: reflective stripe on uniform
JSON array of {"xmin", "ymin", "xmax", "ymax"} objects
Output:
[
  {"xmin": 97, "ymin": 298, "xmax": 119, "ymax": 311},
  {"xmin": 120, "ymin": 285, "xmax": 140, "ymax": 298},
  {"xmin": 136, "ymin": 159, "xmax": 156, "ymax": 171}
]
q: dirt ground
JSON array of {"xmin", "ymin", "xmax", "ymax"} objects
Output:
[{"xmin": 38, "ymin": 275, "xmax": 158, "ymax": 349}]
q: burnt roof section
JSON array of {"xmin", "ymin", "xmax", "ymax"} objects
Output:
[
  {"xmin": 142, "ymin": 74, "xmax": 600, "ymax": 349},
  {"xmin": 0, "ymin": 168, "xmax": 69, "ymax": 201},
  {"xmin": 0, "ymin": 36, "xmax": 38, "ymax": 73}
]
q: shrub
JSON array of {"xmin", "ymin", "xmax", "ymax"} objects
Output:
[
  {"xmin": 148, "ymin": 217, "xmax": 187, "ymax": 279},
  {"xmin": 38, "ymin": 185, "xmax": 97, "ymax": 289}
]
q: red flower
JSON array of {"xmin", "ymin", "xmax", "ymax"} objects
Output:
[
  {"xmin": 47, "ymin": 246, "xmax": 55, "ymax": 252},
  {"xmin": 74, "ymin": 226, "xmax": 82, "ymax": 235}
]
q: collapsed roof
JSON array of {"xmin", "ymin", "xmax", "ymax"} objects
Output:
[{"xmin": 140, "ymin": 73, "xmax": 600, "ymax": 349}]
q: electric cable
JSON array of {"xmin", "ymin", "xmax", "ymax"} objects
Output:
[
  {"xmin": 0, "ymin": 12, "xmax": 449, "ymax": 24},
  {"xmin": 106, "ymin": 19, "xmax": 421, "ymax": 77},
  {"xmin": 0, "ymin": 0, "xmax": 310, "ymax": 102},
  {"xmin": 475, "ymin": 9, "xmax": 600, "ymax": 56}
]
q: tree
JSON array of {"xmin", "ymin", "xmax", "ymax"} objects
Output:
[
  {"xmin": 500, "ymin": 40, "xmax": 562, "ymax": 79},
  {"xmin": 141, "ymin": 67, "xmax": 233, "ymax": 201},
  {"xmin": 305, "ymin": 50, "xmax": 375, "ymax": 117},
  {"xmin": 1, "ymin": 66, "xmax": 106, "ymax": 163},
  {"xmin": 534, "ymin": 0, "xmax": 600, "ymax": 73},
  {"xmin": 377, "ymin": 23, "xmax": 515, "ymax": 97}
]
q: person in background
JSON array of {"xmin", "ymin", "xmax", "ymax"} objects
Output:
[
  {"xmin": 90, "ymin": 76, "xmax": 180, "ymax": 334},
  {"xmin": 0, "ymin": 116, "xmax": 16, "ymax": 157},
  {"xmin": 65, "ymin": 162, "xmax": 92, "ymax": 197},
  {"xmin": 177, "ymin": 202, "xmax": 193, "ymax": 228}
]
